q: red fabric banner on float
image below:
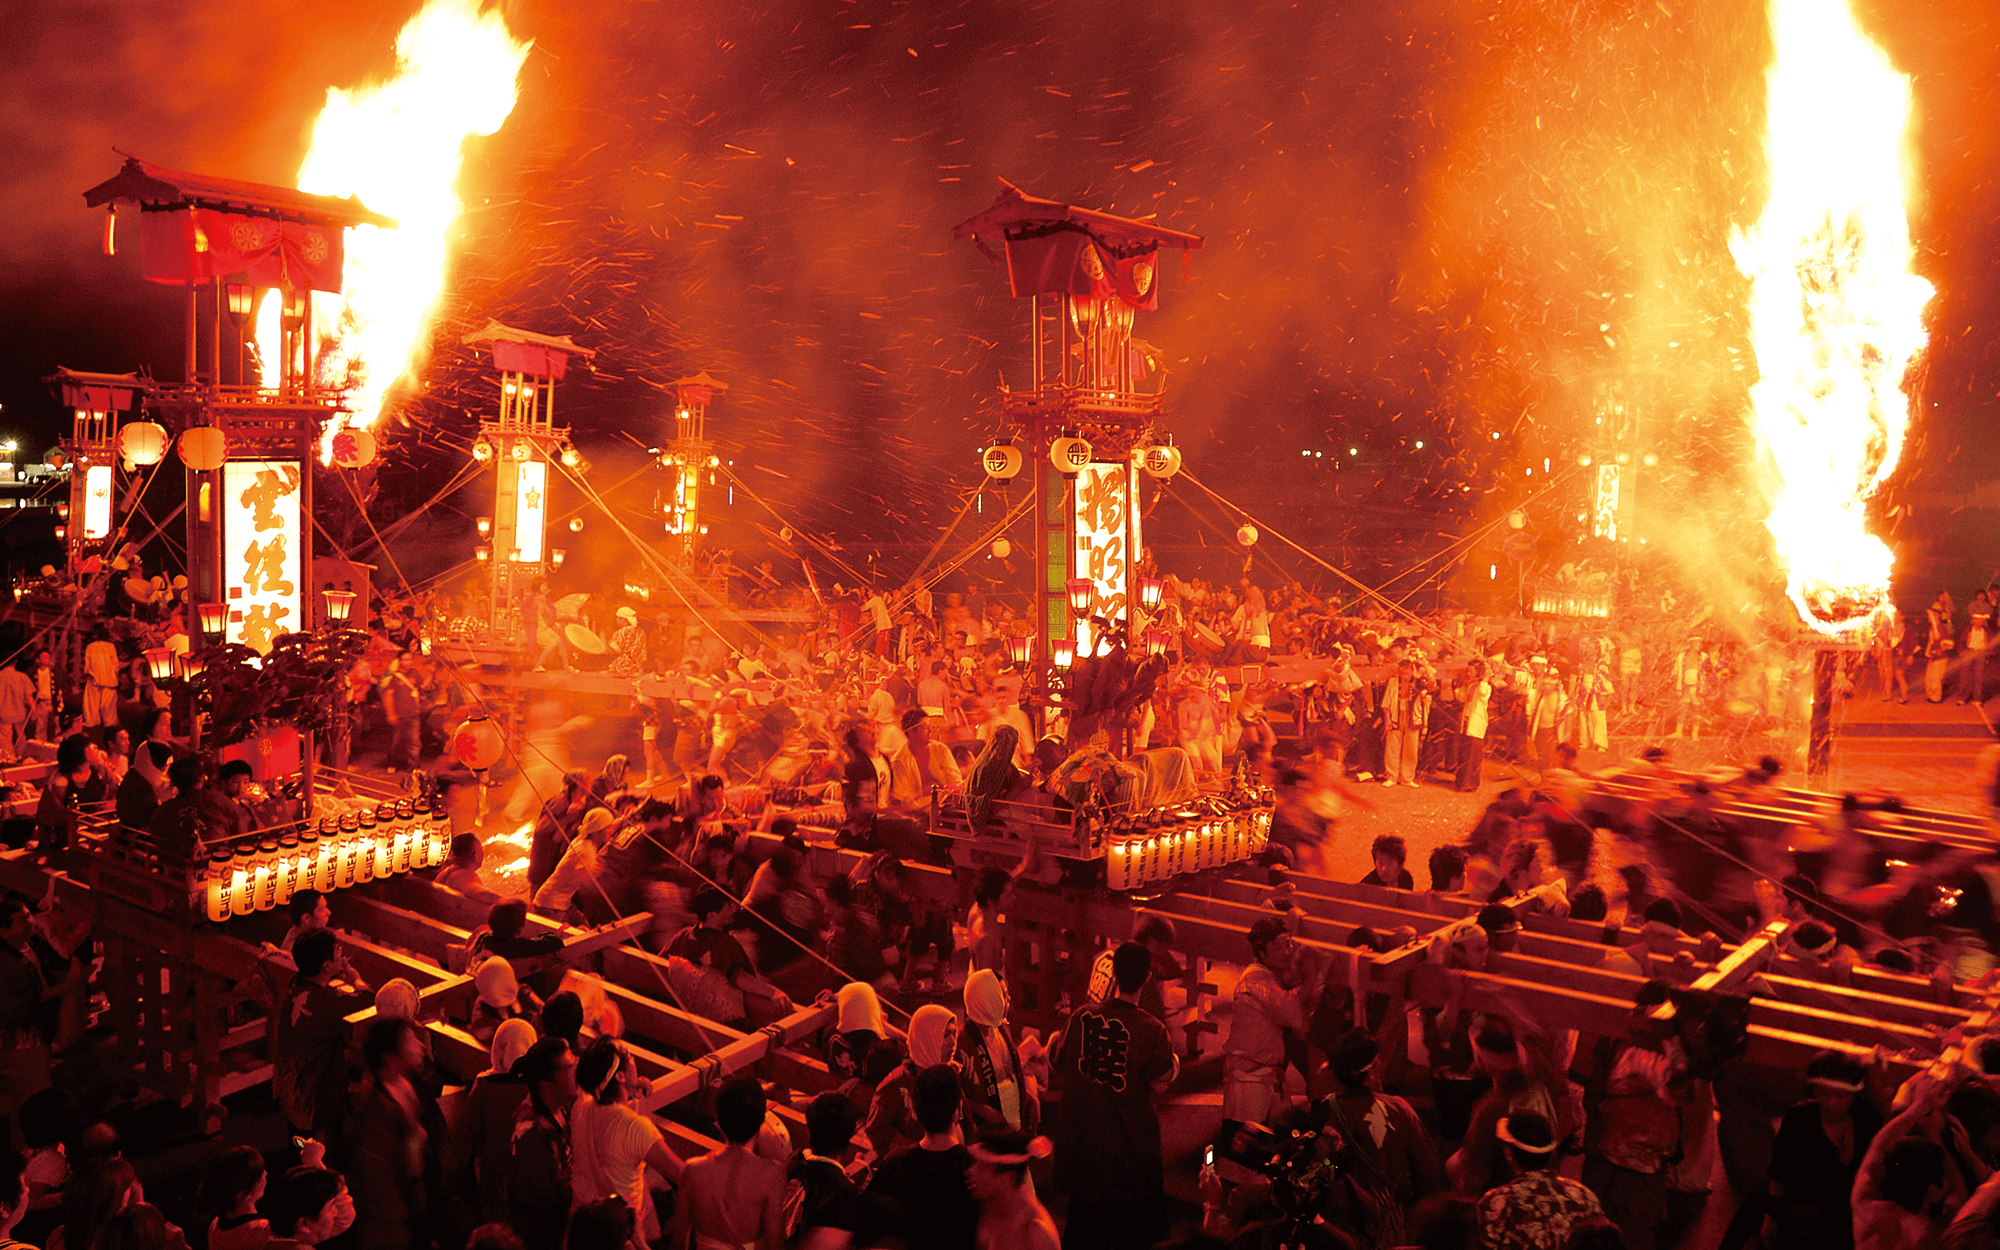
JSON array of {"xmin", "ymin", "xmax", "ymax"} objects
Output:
[
  {"xmin": 138, "ymin": 207, "xmax": 345, "ymax": 293},
  {"xmin": 487, "ymin": 340, "xmax": 571, "ymax": 381}
]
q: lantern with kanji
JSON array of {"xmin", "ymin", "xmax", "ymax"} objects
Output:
[
  {"xmin": 451, "ymin": 714, "xmax": 506, "ymax": 771},
  {"xmin": 983, "ymin": 443, "xmax": 1024, "ymax": 480},
  {"xmin": 330, "ymin": 426, "xmax": 377, "ymax": 469}
]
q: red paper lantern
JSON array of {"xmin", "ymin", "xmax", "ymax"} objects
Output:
[{"xmin": 179, "ymin": 427, "xmax": 227, "ymax": 472}]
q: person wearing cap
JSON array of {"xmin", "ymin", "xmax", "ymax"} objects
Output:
[
  {"xmin": 608, "ymin": 607, "xmax": 647, "ymax": 679},
  {"xmin": 534, "ymin": 806, "xmax": 617, "ymax": 920},
  {"xmin": 965, "ymin": 1128, "xmax": 1058, "ymax": 1250},
  {"xmin": 1476, "ymin": 1109, "xmax": 1603, "ymax": 1250},
  {"xmin": 445, "ymin": 1016, "xmax": 536, "ymax": 1229},
  {"xmin": 888, "ymin": 707, "xmax": 963, "ymax": 807}
]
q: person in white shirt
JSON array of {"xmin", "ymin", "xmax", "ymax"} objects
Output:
[{"xmin": 1456, "ymin": 660, "xmax": 1493, "ymax": 793}]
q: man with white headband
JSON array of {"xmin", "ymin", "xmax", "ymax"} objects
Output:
[{"xmin": 1476, "ymin": 1110, "xmax": 1604, "ymax": 1250}]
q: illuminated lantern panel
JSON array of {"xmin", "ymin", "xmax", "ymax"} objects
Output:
[
  {"xmin": 81, "ymin": 465, "xmax": 114, "ymax": 540},
  {"xmin": 1071, "ymin": 461, "xmax": 1139, "ymax": 632},
  {"xmin": 1592, "ymin": 463, "xmax": 1621, "ymax": 541},
  {"xmin": 514, "ymin": 460, "xmax": 546, "ymax": 564},
  {"xmin": 222, "ymin": 461, "xmax": 303, "ymax": 654}
]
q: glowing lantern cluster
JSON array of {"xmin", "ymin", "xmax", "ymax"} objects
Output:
[
  {"xmin": 263, "ymin": 0, "xmax": 531, "ymax": 439},
  {"xmin": 204, "ymin": 801, "xmax": 448, "ymax": 922},
  {"xmin": 1732, "ymin": 0, "xmax": 1933, "ymax": 636},
  {"xmin": 1103, "ymin": 804, "xmax": 1271, "ymax": 891}
]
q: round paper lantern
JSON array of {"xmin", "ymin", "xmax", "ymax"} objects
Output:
[
  {"xmin": 1507, "ymin": 510, "xmax": 1526, "ymax": 530},
  {"xmin": 982, "ymin": 444, "xmax": 1024, "ymax": 480},
  {"xmin": 118, "ymin": 420, "xmax": 169, "ymax": 467},
  {"xmin": 330, "ymin": 426, "xmax": 377, "ymax": 469},
  {"xmin": 1139, "ymin": 445, "xmax": 1182, "ymax": 479},
  {"xmin": 991, "ymin": 539, "xmax": 1012, "ymax": 559},
  {"xmin": 1049, "ymin": 436, "xmax": 1093, "ymax": 476},
  {"xmin": 1236, "ymin": 524, "xmax": 1259, "ymax": 547},
  {"xmin": 179, "ymin": 427, "xmax": 227, "ymax": 472},
  {"xmin": 450, "ymin": 714, "xmax": 505, "ymax": 770}
]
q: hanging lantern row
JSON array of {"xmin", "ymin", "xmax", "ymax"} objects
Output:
[
  {"xmin": 204, "ymin": 803, "xmax": 450, "ymax": 922},
  {"xmin": 979, "ymin": 437, "xmax": 1180, "ymax": 480},
  {"xmin": 93, "ymin": 423, "xmax": 373, "ymax": 473},
  {"xmin": 1104, "ymin": 806, "xmax": 1271, "ymax": 891}
]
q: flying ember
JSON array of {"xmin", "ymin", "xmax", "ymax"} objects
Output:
[
  {"xmin": 257, "ymin": 0, "xmax": 530, "ymax": 442},
  {"xmin": 1733, "ymin": 0, "xmax": 1933, "ymax": 636}
]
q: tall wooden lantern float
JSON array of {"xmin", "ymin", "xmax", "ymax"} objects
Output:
[
  {"xmin": 952, "ymin": 184, "xmax": 1201, "ymax": 739},
  {"xmin": 462, "ymin": 322, "xmax": 595, "ymax": 644}
]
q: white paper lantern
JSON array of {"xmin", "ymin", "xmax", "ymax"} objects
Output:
[
  {"xmin": 1139, "ymin": 445, "xmax": 1182, "ymax": 479},
  {"xmin": 991, "ymin": 539, "xmax": 1012, "ymax": 559},
  {"xmin": 1236, "ymin": 524, "xmax": 1259, "ymax": 547},
  {"xmin": 119, "ymin": 420, "xmax": 168, "ymax": 467},
  {"xmin": 331, "ymin": 426, "xmax": 378, "ymax": 469},
  {"xmin": 1049, "ymin": 436, "xmax": 1093, "ymax": 476},
  {"xmin": 982, "ymin": 444, "xmax": 1024, "ymax": 480}
]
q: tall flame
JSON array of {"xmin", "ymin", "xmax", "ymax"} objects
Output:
[
  {"xmin": 261, "ymin": 0, "xmax": 529, "ymax": 436},
  {"xmin": 1733, "ymin": 0, "xmax": 1932, "ymax": 636}
]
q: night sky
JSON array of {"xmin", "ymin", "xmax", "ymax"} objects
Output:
[{"xmin": 2, "ymin": 0, "xmax": 1995, "ymax": 603}]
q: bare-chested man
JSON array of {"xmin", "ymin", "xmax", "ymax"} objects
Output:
[{"xmin": 668, "ymin": 1075, "xmax": 785, "ymax": 1250}]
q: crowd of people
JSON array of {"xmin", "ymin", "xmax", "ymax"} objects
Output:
[{"xmin": 7, "ymin": 550, "xmax": 2000, "ymax": 1250}]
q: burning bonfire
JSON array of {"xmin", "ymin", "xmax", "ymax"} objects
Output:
[
  {"xmin": 1734, "ymin": 0, "xmax": 1934, "ymax": 636},
  {"xmin": 255, "ymin": 0, "xmax": 531, "ymax": 449}
]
